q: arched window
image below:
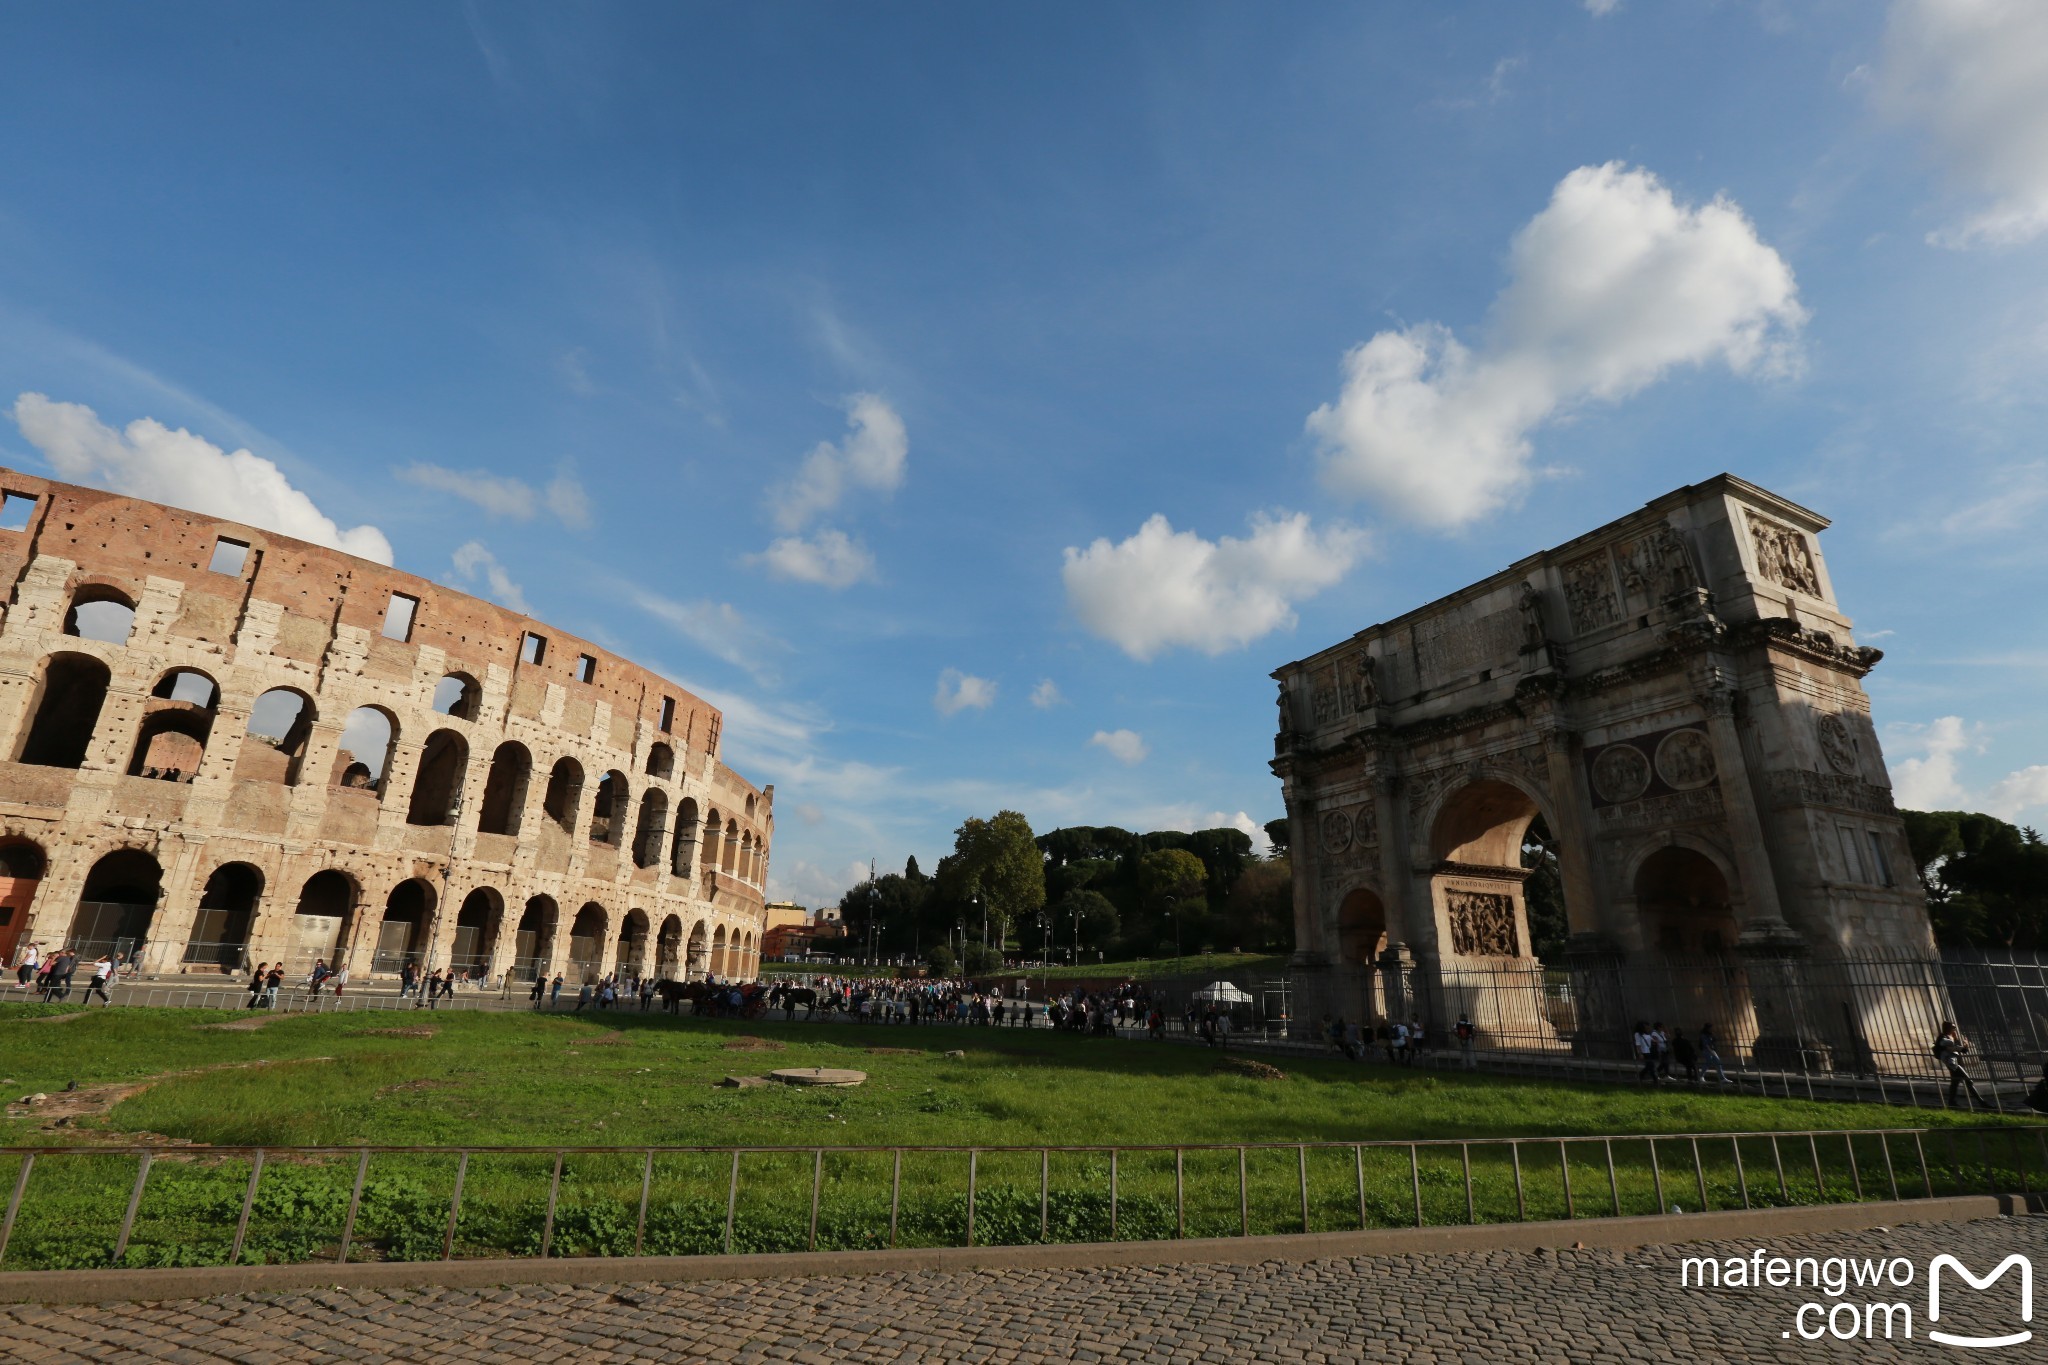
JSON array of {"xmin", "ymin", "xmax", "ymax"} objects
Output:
[
  {"xmin": 656, "ymin": 914, "xmax": 684, "ymax": 980},
  {"xmin": 372, "ymin": 879, "xmax": 436, "ymax": 972},
  {"xmin": 63, "ymin": 586, "xmax": 136, "ymax": 645},
  {"xmin": 616, "ymin": 909, "xmax": 650, "ymax": 981},
  {"xmin": 514, "ymin": 896, "xmax": 557, "ymax": 981},
  {"xmin": 477, "ymin": 741, "xmax": 532, "ymax": 836},
  {"xmin": 184, "ymin": 862, "xmax": 264, "ymax": 968},
  {"xmin": 645, "ymin": 742, "xmax": 674, "ymax": 780},
  {"xmin": 542, "ymin": 757, "xmax": 583, "ymax": 833},
  {"xmin": 127, "ymin": 669, "xmax": 220, "ymax": 779},
  {"xmin": 405, "ymin": 728, "xmax": 469, "ymax": 826},
  {"xmin": 70, "ymin": 849, "xmax": 164, "ymax": 965},
  {"xmin": 17, "ymin": 653, "xmax": 111, "ymax": 769},
  {"xmin": 670, "ymin": 798, "xmax": 700, "ymax": 876},
  {"xmin": 237, "ymin": 688, "xmax": 315, "ymax": 785},
  {"xmin": 568, "ymin": 902, "xmax": 606, "ymax": 983},
  {"xmin": 589, "ymin": 770, "xmax": 628, "ymax": 845},
  {"xmin": 432, "ymin": 672, "xmax": 482, "ymax": 721},
  {"xmin": 700, "ymin": 808, "xmax": 724, "ymax": 874},
  {"xmin": 450, "ymin": 888, "xmax": 503, "ymax": 979},
  {"xmin": 632, "ymin": 789, "xmax": 669, "ymax": 869},
  {"xmin": 331, "ymin": 707, "xmax": 398, "ymax": 795},
  {"xmin": 721, "ymin": 818, "xmax": 741, "ymax": 874},
  {"xmin": 290, "ymin": 870, "xmax": 356, "ymax": 974}
]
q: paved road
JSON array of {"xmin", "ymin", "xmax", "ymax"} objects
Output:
[{"xmin": 5, "ymin": 1217, "xmax": 2044, "ymax": 1362}]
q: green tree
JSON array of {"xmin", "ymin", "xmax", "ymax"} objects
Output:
[
  {"xmin": 1222, "ymin": 858, "xmax": 1292, "ymax": 951},
  {"xmin": 1137, "ymin": 847, "xmax": 1210, "ymax": 955},
  {"xmin": 938, "ymin": 809, "xmax": 1045, "ymax": 948},
  {"xmin": 1054, "ymin": 888, "xmax": 1121, "ymax": 958},
  {"xmin": 1263, "ymin": 818, "xmax": 1291, "ymax": 857},
  {"xmin": 923, "ymin": 943, "xmax": 956, "ymax": 977}
]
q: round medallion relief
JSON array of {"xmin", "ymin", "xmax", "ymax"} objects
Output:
[
  {"xmin": 1319, "ymin": 809, "xmax": 1352, "ymax": 853},
  {"xmin": 1654, "ymin": 728, "xmax": 1717, "ymax": 790},
  {"xmin": 1816, "ymin": 714, "xmax": 1858, "ymax": 775},
  {"xmin": 1590, "ymin": 743, "xmax": 1651, "ymax": 804}
]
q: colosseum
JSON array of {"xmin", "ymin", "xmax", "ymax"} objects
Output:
[{"xmin": 0, "ymin": 466, "xmax": 772, "ymax": 987}]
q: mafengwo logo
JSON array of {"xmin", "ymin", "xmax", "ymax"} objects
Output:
[{"xmin": 1679, "ymin": 1248, "xmax": 2033, "ymax": 1346}]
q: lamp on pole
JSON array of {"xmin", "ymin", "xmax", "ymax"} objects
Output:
[
  {"xmin": 1036, "ymin": 909, "xmax": 1049, "ymax": 1003},
  {"xmin": 1165, "ymin": 894, "xmax": 1181, "ymax": 977}
]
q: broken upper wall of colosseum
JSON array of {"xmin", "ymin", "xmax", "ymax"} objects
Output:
[{"xmin": 0, "ymin": 465, "xmax": 775, "ymax": 984}]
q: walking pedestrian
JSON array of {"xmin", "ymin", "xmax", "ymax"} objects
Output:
[
  {"xmin": 83, "ymin": 953, "xmax": 115, "ymax": 1006},
  {"xmin": 574, "ymin": 982, "xmax": 592, "ymax": 1013},
  {"xmin": 550, "ymin": 973, "xmax": 564, "ymax": 1008},
  {"xmin": 332, "ymin": 962, "xmax": 348, "ymax": 999},
  {"xmin": 246, "ymin": 962, "xmax": 269, "ymax": 1010},
  {"xmin": 1633, "ymin": 1020, "xmax": 1656, "ymax": 1082},
  {"xmin": 1651, "ymin": 1021, "xmax": 1672, "ymax": 1081},
  {"xmin": 1390, "ymin": 1018, "xmax": 1410, "ymax": 1066},
  {"xmin": 1454, "ymin": 1013, "xmax": 1477, "ymax": 1070},
  {"xmin": 1935, "ymin": 1021, "xmax": 1988, "ymax": 1109},
  {"xmin": 1698, "ymin": 1022, "xmax": 1732, "ymax": 1085},
  {"xmin": 1671, "ymin": 1026, "xmax": 1698, "ymax": 1084},
  {"xmin": 15, "ymin": 942, "xmax": 38, "ymax": 988}
]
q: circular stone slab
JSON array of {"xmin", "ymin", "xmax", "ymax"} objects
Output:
[{"xmin": 768, "ymin": 1067, "xmax": 867, "ymax": 1087}]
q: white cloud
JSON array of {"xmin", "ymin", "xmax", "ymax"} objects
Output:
[
  {"xmin": 401, "ymin": 463, "xmax": 537, "ymax": 519},
  {"xmin": 1090, "ymin": 729, "xmax": 1149, "ymax": 765},
  {"xmin": 555, "ymin": 347, "xmax": 596, "ymax": 396},
  {"xmin": 934, "ymin": 668, "xmax": 997, "ymax": 717},
  {"xmin": 1030, "ymin": 678, "xmax": 1064, "ymax": 709},
  {"xmin": 1889, "ymin": 713, "xmax": 2048, "ymax": 821},
  {"xmin": 626, "ymin": 587, "xmax": 786, "ymax": 686},
  {"xmin": 10, "ymin": 393, "xmax": 393, "ymax": 563},
  {"xmin": 450, "ymin": 540, "xmax": 531, "ymax": 614},
  {"xmin": 1584, "ymin": 0, "xmax": 1621, "ymax": 14},
  {"xmin": 1890, "ymin": 715, "xmax": 1975, "ymax": 809},
  {"xmin": 400, "ymin": 460, "xmax": 592, "ymax": 529},
  {"xmin": 1306, "ymin": 163, "xmax": 1804, "ymax": 528},
  {"xmin": 770, "ymin": 857, "xmax": 874, "ymax": 913},
  {"xmin": 1207, "ymin": 810, "xmax": 1275, "ymax": 856},
  {"xmin": 1987, "ymin": 766, "xmax": 2048, "ymax": 821},
  {"xmin": 1877, "ymin": 0, "xmax": 2048, "ymax": 247},
  {"xmin": 750, "ymin": 528, "xmax": 877, "ymax": 589},
  {"xmin": 770, "ymin": 394, "xmax": 907, "ymax": 532},
  {"xmin": 1062, "ymin": 511, "xmax": 1368, "ymax": 660},
  {"xmin": 546, "ymin": 466, "xmax": 593, "ymax": 529}
]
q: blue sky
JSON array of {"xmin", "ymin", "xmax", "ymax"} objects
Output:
[{"xmin": 4, "ymin": 1, "xmax": 2047, "ymax": 908}]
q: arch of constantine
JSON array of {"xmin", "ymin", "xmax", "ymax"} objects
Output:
[
  {"xmin": 1273, "ymin": 475, "xmax": 1934, "ymax": 1067},
  {"xmin": 0, "ymin": 467, "xmax": 772, "ymax": 986}
]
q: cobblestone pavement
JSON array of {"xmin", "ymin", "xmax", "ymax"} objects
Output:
[{"xmin": 5, "ymin": 1217, "xmax": 2045, "ymax": 1363}]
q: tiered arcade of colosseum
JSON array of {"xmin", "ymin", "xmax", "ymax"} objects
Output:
[{"xmin": 0, "ymin": 467, "xmax": 772, "ymax": 986}]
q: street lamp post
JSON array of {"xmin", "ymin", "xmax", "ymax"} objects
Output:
[{"xmin": 1165, "ymin": 894, "xmax": 1182, "ymax": 978}]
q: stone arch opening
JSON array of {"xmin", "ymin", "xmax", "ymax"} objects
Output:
[
  {"xmin": 17, "ymin": 652, "xmax": 110, "ymax": 769},
  {"xmin": 0, "ymin": 840, "xmax": 45, "ymax": 967},
  {"xmin": 477, "ymin": 741, "xmax": 532, "ymax": 836},
  {"xmin": 184, "ymin": 861, "xmax": 263, "ymax": 970},
  {"xmin": 290, "ymin": 870, "xmax": 356, "ymax": 975},
  {"xmin": 568, "ymin": 902, "xmax": 606, "ymax": 983},
  {"xmin": 632, "ymin": 789, "xmax": 669, "ymax": 869},
  {"xmin": 1633, "ymin": 845, "xmax": 1737, "ymax": 955},
  {"xmin": 237, "ymin": 688, "xmax": 315, "ymax": 785},
  {"xmin": 69, "ymin": 848, "xmax": 163, "ymax": 965},
  {"xmin": 720, "ymin": 819, "xmax": 740, "ymax": 874},
  {"xmin": 514, "ymin": 895, "xmax": 557, "ymax": 981},
  {"xmin": 589, "ymin": 770, "xmax": 628, "ymax": 845},
  {"xmin": 450, "ymin": 887, "xmax": 503, "ymax": 981},
  {"xmin": 699, "ymin": 807, "xmax": 724, "ymax": 877},
  {"xmin": 331, "ymin": 706, "xmax": 397, "ymax": 794},
  {"xmin": 373, "ymin": 878, "xmax": 436, "ymax": 973},
  {"xmin": 405, "ymin": 728, "xmax": 469, "ymax": 826},
  {"xmin": 646, "ymin": 742, "xmax": 674, "ymax": 781},
  {"xmin": 64, "ymin": 585, "xmax": 136, "ymax": 644},
  {"xmin": 1426, "ymin": 780, "xmax": 1547, "ymax": 963},
  {"xmin": 710, "ymin": 924, "xmax": 729, "ymax": 977},
  {"xmin": 433, "ymin": 673, "xmax": 482, "ymax": 721},
  {"xmin": 616, "ymin": 908, "xmax": 650, "ymax": 982},
  {"xmin": 670, "ymin": 798, "xmax": 700, "ymax": 876},
  {"xmin": 542, "ymin": 757, "xmax": 583, "ymax": 833},
  {"xmin": 126, "ymin": 669, "xmax": 220, "ymax": 779},
  {"xmin": 656, "ymin": 914, "xmax": 683, "ymax": 979},
  {"xmin": 686, "ymin": 920, "xmax": 709, "ymax": 978}
]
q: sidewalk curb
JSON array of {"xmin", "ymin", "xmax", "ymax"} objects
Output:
[{"xmin": 0, "ymin": 1195, "xmax": 2036, "ymax": 1304}]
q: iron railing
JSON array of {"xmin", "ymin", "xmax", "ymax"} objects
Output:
[{"xmin": 0, "ymin": 1126, "xmax": 2037, "ymax": 1271}]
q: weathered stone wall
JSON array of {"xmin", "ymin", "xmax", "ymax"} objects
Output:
[
  {"xmin": 1271, "ymin": 474, "xmax": 1932, "ymax": 1052},
  {"xmin": 0, "ymin": 466, "xmax": 773, "ymax": 984}
]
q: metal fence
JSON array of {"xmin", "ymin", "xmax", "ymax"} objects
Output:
[
  {"xmin": 0, "ymin": 1126, "xmax": 2037, "ymax": 1271},
  {"xmin": 1397, "ymin": 950, "xmax": 2048, "ymax": 1101}
]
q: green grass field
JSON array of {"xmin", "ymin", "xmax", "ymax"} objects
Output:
[
  {"xmin": 0, "ymin": 1003, "xmax": 2037, "ymax": 1270},
  {"xmin": 762, "ymin": 952, "xmax": 1289, "ymax": 984}
]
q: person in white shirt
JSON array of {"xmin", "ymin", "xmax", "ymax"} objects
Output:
[
  {"xmin": 16, "ymin": 942, "xmax": 39, "ymax": 988},
  {"xmin": 84, "ymin": 954, "xmax": 115, "ymax": 1006}
]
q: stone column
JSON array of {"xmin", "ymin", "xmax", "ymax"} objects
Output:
[
  {"xmin": 1284, "ymin": 793, "xmax": 1325, "ymax": 962},
  {"xmin": 1697, "ymin": 677, "xmax": 1790, "ymax": 933},
  {"xmin": 1533, "ymin": 724, "xmax": 1612, "ymax": 942},
  {"xmin": 1371, "ymin": 770, "xmax": 1412, "ymax": 950}
]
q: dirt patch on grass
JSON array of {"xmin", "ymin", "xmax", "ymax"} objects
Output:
[
  {"xmin": 721, "ymin": 1035, "xmax": 784, "ymax": 1052},
  {"xmin": 580, "ymin": 1031, "xmax": 630, "ymax": 1046},
  {"xmin": 1213, "ymin": 1057, "xmax": 1287, "ymax": 1081},
  {"xmin": 357, "ymin": 1027, "xmax": 439, "ymax": 1038},
  {"xmin": 376, "ymin": 1078, "xmax": 460, "ymax": 1098},
  {"xmin": 18, "ymin": 1009, "xmax": 91, "ymax": 1024},
  {"xmin": 198, "ymin": 1016, "xmax": 285, "ymax": 1031},
  {"xmin": 864, "ymin": 1047, "xmax": 921, "ymax": 1056},
  {"xmin": 4, "ymin": 1057, "xmax": 335, "ymax": 1135}
]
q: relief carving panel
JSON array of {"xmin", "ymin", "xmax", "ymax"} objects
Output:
[
  {"xmin": 1446, "ymin": 890, "xmax": 1520, "ymax": 958},
  {"xmin": 1747, "ymin": 512, "xmax": 1823, "ymax": 598},
  {"xmin": 1561, "ymin": 550, "xmax": 1620, "ymax": 635}
]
